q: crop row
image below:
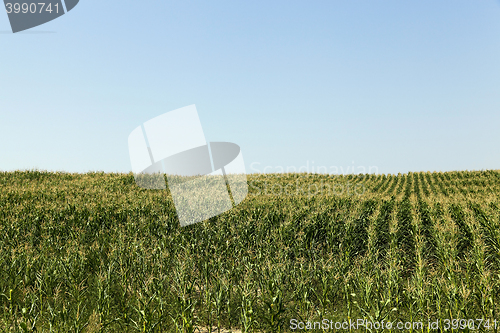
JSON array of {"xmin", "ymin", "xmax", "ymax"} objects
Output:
[{"xmin": 0, "ymin": 170, "xmax": 499, "ymax": 332}]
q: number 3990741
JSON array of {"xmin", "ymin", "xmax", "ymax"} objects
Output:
[{"xmin": 5, "ymin": 3, "xmax": 60, "ymax": 14}]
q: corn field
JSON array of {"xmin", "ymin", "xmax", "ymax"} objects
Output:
[{"xmin": 1, "ymin": 170, "xmax": 500, "ymax": 332}]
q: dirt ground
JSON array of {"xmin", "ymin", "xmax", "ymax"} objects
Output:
[{"xmin": 196, "ymin": 328, "xmax": 244, "ymax": 333}]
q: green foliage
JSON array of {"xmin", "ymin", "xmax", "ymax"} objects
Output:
[{"xmin": 0, "ymin": 170, "xmax": 499, "ymax": 332}]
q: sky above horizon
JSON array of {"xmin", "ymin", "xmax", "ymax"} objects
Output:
[{"xmin": 1, "ymin": 0, "xmax": 499, "ymax": 175}]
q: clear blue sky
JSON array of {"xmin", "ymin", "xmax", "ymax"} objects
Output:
[{"xmin": 1, "ymin": 0, "xmax": 499, "ymax": 175}]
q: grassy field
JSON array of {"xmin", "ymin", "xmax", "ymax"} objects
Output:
[{"xmin": 1, "ymin": 170, "xmax": 500, "ymax": 332}]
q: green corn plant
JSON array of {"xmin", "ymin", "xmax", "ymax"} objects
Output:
[
  {"xmin": 170, "ymin": 265, "xmax": 198, "ymax": 333},
  {"xmin": 239, "ymin": 281, "xmax": 256, "ymax": 333},
  {"xmin": 261, "ymin": 279, "xmax": 285, "ymax": 333},
  {"xmin": 208, "ymin": 277, "xmax": 226, "ymax": 333},
  {"xmin": 0, "ymin": 170, "xmax": 500, "ymax": 330}
]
